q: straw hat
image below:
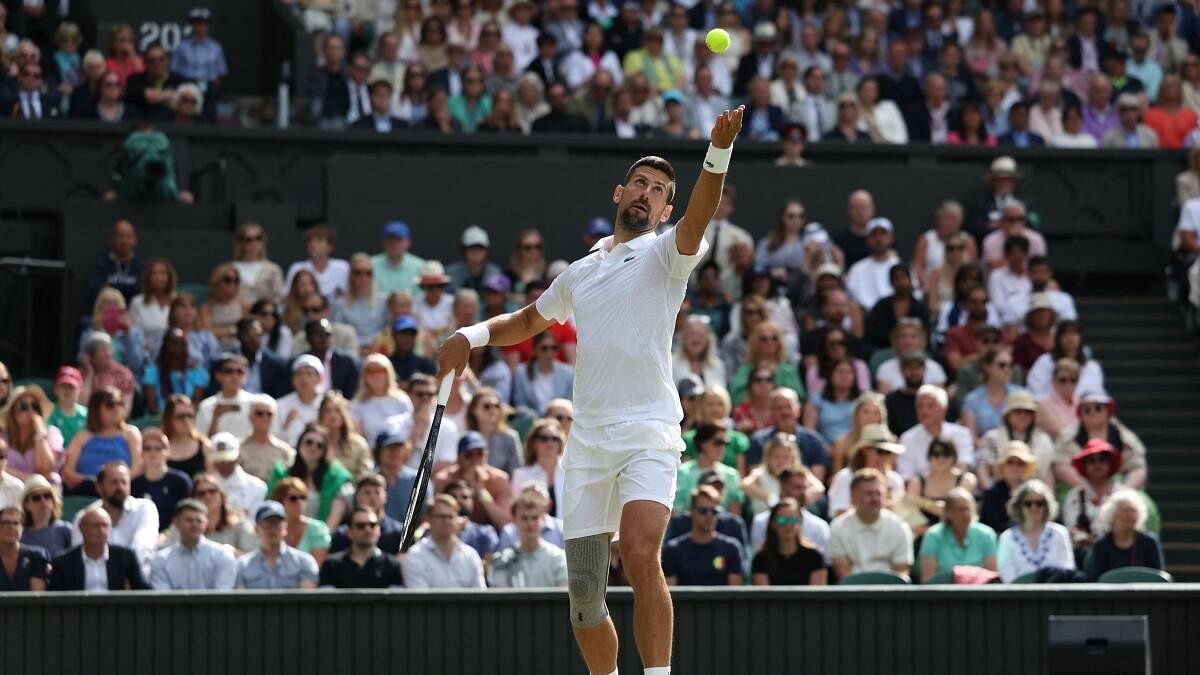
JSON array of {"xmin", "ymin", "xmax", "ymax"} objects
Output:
[
  {"xmin": 993, "ymin": 440, "xmax": 1038, "ymax": 479},
  {"xmin": 850, "ymin": 423, "xmax": 906, "ymax": 458},
  {"xmin": 1002, "ymin": 390, "xmax": 1038, "ymax": 417}
]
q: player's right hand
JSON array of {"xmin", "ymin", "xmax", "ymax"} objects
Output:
[{"xmin": 435, "ymin": 332, "xmax": 470, "ymax": 380}]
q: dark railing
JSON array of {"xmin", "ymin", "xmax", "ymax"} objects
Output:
[{"xmin": 1, "ymin": 586, "xmax": 1196, "ymax": 674}]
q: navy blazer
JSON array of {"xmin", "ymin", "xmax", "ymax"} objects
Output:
[
  {"xmin": 998, "ymin": 130, "xmax": 1047, "ymax": 147},
  {"xmin": 49, "ymin": 544, "xmax": 149, "ymax": 591},
  {"xmin": 350, "ymin": 115, "xmax": 410, "ymax": 132}
]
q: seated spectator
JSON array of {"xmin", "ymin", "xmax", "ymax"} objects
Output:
[
  {"xmin": 987, "ymin": 237, "xmax": 1033, "ymax": 328},
  {"xmin": 901, "ymin": 437, "xmax": 979, "ymax": 539},
  {"xmin": 688, "ymin": 262, "xmax": 732, "ymax": 339},
  {"xmin": 1009, "ymin": 294, "xmax": 1057, "ymax": 374},
  {"xmin": 1026, "ymin": 321, "xmax": 1104, "ymax": 398},
  {"xmin": 532, "ymin": 81, "xmax": 591, "ymax": 132},
  {"xmin": 997, "ymin": 101, "xmax": 1045, "ymax": 147},
  {"xmin": 981, "ymin": 441, "xmax": 1038, "ymax": 534},
  {"xmin": 662, "ymin": 485, "xmax": 745, "ymax": 586},
  {"xmin": 1063, "ymin": 439, "xmax": 1127, "ymax": 563},
  {"xmin": 292, "ymin": 300, "xmax": 361, "ymax": 365},
  {"xmin": 830, "ymin": 468, "xmax": 914, "ymax": 579},
  {"xmin": 235, "ymin": 319, "xmax": 288, "ymax": 399},
  {"xmin": 320, "ymin": 505, "xmax": 405, "ymax": 588},
  {"xmin": 682, "ymin": 385, "xmax": 749, "ymax": 474},
  {"xmin": 720, "ymin": 294, "xmax": 767, "ymax": 376},
  {"xmin": 160, "ymin": 394, "xmax": 210, "ymax": 478},
  {"xmin": 673, "ymin": 315, "xmax": 727, "ymax": 388},
  {"xmin": 1021, "ymin": 257, "xmax": 1077, "ymax": 321},
  {"xmin": 149, "ymin": 293, "xmax": 221, "ymax": 369},
  {"xmin": 913, "ymin": 202, "xmax": 976, "ymax": 303},
  {"xmin": 389, "ymin": 316, "xmax": 437, "ymax": 382},
  {"xmin": 675, "ymin": 422, "xmax": 745, "ymax": 515},
  {"xmin": 124, "ymin": 43, "xmax": 185, "ymax": 121},
  {"xmin": 1, "ymin": 384, "xmax": 63, "ymax": 486},
  {"xmin": 92, "ymin": 70, "xmax": 138, "ymax": 122},
  {"xmin": 803, "ymin": 358, "xmax": 861, "ymax": 445},
  {"xmin": 285, "ymin": 225, "xmax": 350, "ymax": 302},
  {"xmin": 235, "ymin": 501, "xmax": 319, "ymax": 589},
  {"xmin": 1143, "ymin": 74, "xmax": 1194, "ymax": 149},
  {"xmin": 62, "ymin": 389, "xmax": 142, "ymax": 496},
  {"xmin": 350, "ymin": 355, "xmax": 413, "ymax": 454},
  {"xmin": 462, "ymin": 388, "xmax": 520, "ymax": 477},
  {"xmin": 269, "ymin": 477, "xmax": 331, "ymax": 565},
  {"xmin": 981, "ymin": 200, "xmax": 1047, "ymax": 273},
  {"xmin": 49, "ymin": 367, "xmax": 88, "ymax": 451},
  {"xmin": 731, "ymin": 363, "xmax": 776, "ymax": 436},
  {"xmin": 129, "ymin": 258, "xmax": 177, "ymax": 347},
  {"xmin": 960, "ymin": 348, "xmax": 1021, "ymax": 440},
  {"xmin": 318, "ymin": 392, "xmax": 373, "ymax": 481},
  {"xmin": 488, "ymin": 492, "xmax": 568, "ymax": 588},
  {"xmin": 742, "ymin": 75, "xmax": 786, "ymax": 141},
  {"xmin": 1086, "ymin": 489, "xmax": 1163, "ymax": 582},
  {"xmin": 274, "ymin": 356, "xmax": 326, "ymax": 446},
  {"xmin": 207, "ymin": 432, "xmax": 265, "ymax": 520},
  {"xmin": 749, "ymin": 388, "xmax": 829, "ymax": 479},
  {"xmin": 1053, "ymin": 103, "xmax": 1099, "ymax": 148},
  {"xmin": 239, "ymin": 395, "xmax": 294, "ymax": 482},
  {"xmin": 150, "ymin": 499, "xmax": 237, "ymax": 590},
  {"xmin": 834, "ymin": 393, "xmax": 888, "ymax": 475},
  {"xmin": 977, "ymin": 391, "xmax": 1056, "ymax": 488},
  {"xmin": 946, "ymin": 99, "xmax": 996, "ymax": 146},
  {"xmin": 175, "ymin": 473, "xmax": 258, "ymax": 555},
  {"xmin": 196, "ymin": 353, "xmax": 256, "ymax": 442},
  {"xmin": 267, "ymin": 424, "xmax": 353, "ymax": 531},
  {"xmin": 1101, "ymin": 93, "xmax": 1160, "ymax": 148},
  {"xmin": 996, "ymin": 479, "xmax": 1074, "ymax": 582},
  {"xmin": 897, "ymin": 385, "xmax": 974, "ymax": 481},
  {"xmin": 942, "ymin": 285, "xmax": 996, "ymax": 374},
  {"xmin": 513, "ymin": 331, "xmax": 574, "ymax": 417},
  {"xmin": 351, "ymin": 78, "xmax": 409, "ymax": 132},
  {"xmin": 78, "ymin": 287, "xmax": 146, "ymax": 384},
  {"xmin": 401, "ymin": 494, "xmax": 486, "ymax": 588},
  {"xmin": 865, "ymin": 263, "xmax": 930, "ymax": 352},
  {"xmin": 749, "ymin": 465, "xmax": 831, "ymax": 556},
  {"xmin": 845, "ymin": 218, "xmax": 903, "ymax": 311},
  {"xmin": 413, "ymin": 261, "xmax": 456, "ymax": 339},
  {"xmin": 883, "ymin": 353, "xmax": 923, "ymax": 437},
  {"xmin": 751, "ymin": 497, "xmax": 827, "ymax": 586},
  {"xmin": 20, "ymin": 476, "xmax": 74, "ymax": 559},
  {"xmin": 50, "ymin": 507, "xmax": 149, "ymax": 591},
  {"xmin": 875, "ymin": 319, "xmax": 947, "ymax": 394},
  {"xmin": 0, "ymin": 506, "xmax": 49, "ymax": 591},
  {"xmin": 828, "ymin": 424, "xmax": 907, "ymax": 517},
  {"xmin": 666, "ymin": 468, "xmax": 751, "ymax": 551},
  {"xmin": 917, "ymin": 488, "xmax": 998, "ymax": 582},
  {"xmin": 333, "ymin": 254, "xmax": 389, "ymax": 350},
  {"xmin": 742, "ymin": 433, "xmax": 801, "ymax": 519},
  {"xmin": 510, "ymin": 419, "xmax": 565, "ymax": 510},
  {"xmin": 856, "ymin": 76, "xmax": 909, "ymax": 144},
  {"xmin": 405, "ymin": 375, "xmax": 459, "ymax": 474},
  {"xmin": 825, "ymin": 92, "xmax": 873, "ymax": 142},
  {"xmin": 330, "ymin": 475, "xmax": 405, "ymax": 555},
  {"xmin": 130, "ymin": 428, "xmax": 192, "ymax": 529},
  {"xmin": 805, "ymin": 326, "xmax": 872, "ymax": 396},
  {"xmin": 283, "ymin": 270, "xmax": 319, "ymax": 336},
  {"xmin": 729, "ymin": 322, "xmax": 804, "ymax": 405},
  {"xmin": 432, "ymin": 431, "xmax": 513, "ymax": 528},
  {"xmin": 933, "ymin": 265, "xmax": 994, "ymax": 349},
  {"xmin": 1036, "ymin": 358, "xmax": 1080, "ymax": 440},
  {"xmin": 230, "ymin": 222, "xmax": 285, "ymax": 308},
  {"xmin": 142, "ymin": 329, "xmax": 209, "ymax": 415}
]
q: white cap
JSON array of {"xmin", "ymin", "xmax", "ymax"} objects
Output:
[
  {"xmin": 867, "ymin": 217, "xmax": 894, "ymax": 234},
  {"xmin": 461, "ymin": 225, "xmax": 490, "ymax": 248},
  {"xmin": 211, "ymin": 432, "xmax": 240, "ymax": 463},
  {"xmin": 292, "ymin": 353, "xmax": 326, "ymax": 376}
]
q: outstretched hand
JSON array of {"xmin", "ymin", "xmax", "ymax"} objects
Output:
[
  {"xmin": 710, "ymin": 106, "xmax": 744, "ymax": 149},
  {"xmin": 436, "ymin": 333, "xmax": 470, "ymax": 380}
]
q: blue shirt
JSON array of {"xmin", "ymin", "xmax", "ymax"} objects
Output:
[
  {"xmin": 810, "ymin": 393, "xmax": 855, "ymax": 445},
  {"xmin": 235, "ymin": 544, "xmax": 320, "ymax": 589},
  {"xmin": 661, "ymin": 532, "xmax": 745, "ymax": 586},
  {"xmin": 141, "ymin": 364, "xmax": 210, "ymax": 412},
  {"xmin": 170, "ymin": 37, "xmax": 228, "ymax": 84},
  {"xmin": 749, "ymin": 424, "xmax": 830, "ymax": 469},
  {"xmin": 918, "ymin": 521, "xmax": 998, "ymax": 576},
  {"xmin": 961, "ymin": 384, "xmax": 1019, "ymax": 438},
  {"xmin": 150, "ymin": 537, "xmax": 238, "ymax": 590},
  {"xmin": 380, "ymin": 466, "xmax": 419, "ymax": 523},
  {"xmin": 131, "ymin": 469, "xmax": 194, "ymax": 532}
]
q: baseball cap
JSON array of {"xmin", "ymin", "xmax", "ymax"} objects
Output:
[
  {"xmin": 899, "ymin": 350, "xmax": 926, "ymax": 365},
  {"xmin": 753, "ymin": 22, "xmax": 778, "ymax": 42},
  {"xmin": 814, "ymin": 262, "xmax": 844, "ymax": 278},
  {"xmin": 255, "ymin": 500, "xmax": 286, "ymax": 523},
  {"xmin": 698, "ymin": 470, "xmax": 726, "ymax": 487},
  {"xmin": 676, "ymin": 374, "xmax": 704, "ymax": 400},
  {"xmin": 458, "ymin": 430, "xmax": 487, "ymax": 453},
  {"xmin": 55, "ymin": 366, "xmax": 83, "ymax": 388},
  {"xmin": 586, "ymin": 217, "xmax": 613, "ymax": 236},
  {"xmin": 375, "ymin": 429, "xmax": 410, "ymax": 451},
  {"xmin": 392, "ymin": 315, "xmax": 419, "ymax": 333},
  {"xmin": 188, "ymin": 7, "xmax": 212, "ymax": 22},
  {"xmin": 382, "ymin": 221, "xmax": 411, "ymax": 239},
  {"xmin": 292, "ymin": 353, "xmax": 326, "ymax": 376},
  {"xmin": 461, "ymin": 225, "xmax": 490, "ymax": 248},
  {"xmin": 211, "ymin": 432, "xmax": 240, "ymax": 463},
  {"xmin": 867, "ymin": 217, "xmax": 894, "ymax": 234},
  {"xmin": 662, "ymin": 89, "xmax": 685, "ymax": 105},
  {"xmin": 483, "ymin": 274, "xmax": 511, "ymax": 294}
]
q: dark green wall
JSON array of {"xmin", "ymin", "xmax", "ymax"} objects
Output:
[{"xmin": 0, "ymin": 586, "xmax": 1195, "ymax": 674}]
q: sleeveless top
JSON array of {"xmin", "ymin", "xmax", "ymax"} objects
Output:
[
  {"xmin": 918, "ymin": 472, "xmax": 965, "ymax": 525},
  {"xmin": 167, "ymin": 441, "xmax": 207, "ymax": 478},
  {"xmin": 922, "ymin": 230, "xmax": 947, "ymax": 274},
  {"xmin": 77, "ymin": 433, "xmax": 132, "ymax": 478}
]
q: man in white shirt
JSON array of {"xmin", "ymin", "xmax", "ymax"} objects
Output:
[
  {"xmin": 209, "ymin": 432, "xmax": 266, "ymax": 519},
  {"xmin": 987, "ymin": 234, "xmax": 1034, "ymax": 325},
  {"xmin": 413, "ymin": 260, "xmax": 455, "ymax": 335},
  {"xmin": 437, "ymin": 108, "xmax": 744, "ymax": 675},
  {"xmin": 150, "ymin": 499, "xmax": 237, "ymax": 590},
  {"xmin": 846, "ymin": 217, "xmax": 903, "ymax": 310},
  {"xmin": 698, "ymin": 184, "xmax": 754, "ymax": 278},
  {"xmin": 875, "ymin": 319, "xmax": 947, "ymax": 394},
  {"xmin": 196, "ymin": 354, "xmax": 257, "ymax": 441},
  {"xmin": 71, "ymin": 461, "xmax": 159, "ymax": 577},
  {"xmin": 400, "ymin": 494, "xmax": 486, "ymax": 588},
  {"xmin": 829, "ymin": 468, "xmax": 913, "ymax": 577},
  {"xmin": 1007, "ymin": 257, "xmax": 1077, "ymax": 321},
  {"xmin": 897, "ymin": 385, "xmax": 975, "ymax": 480},
  {"xmin": 273, "ymin": 355, "xmax": 325, "ymax": 446},
  {"xmin": 284, "ymin": 225, "xmax": 350, "ymax": 301}
]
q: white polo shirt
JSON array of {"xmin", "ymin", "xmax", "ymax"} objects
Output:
[
  {"xmin": 897, "ymin": 421, "xmax": 975, "ymax": 480},
  {"xmin": 828, "ymin": 508, "xmax": 913, "ymax": 575},
  {"xmin": 535, "ymin": 227, "xmax": 708, "ymax": 429}
]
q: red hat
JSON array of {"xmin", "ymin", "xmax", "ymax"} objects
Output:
[
  {"xmin": 55, "ymin": 366, "xmax": 83, "ymax": 388},
  {"xmin": 1071, "ymin": 439, "xmax": 1121, "ymax": 478}
]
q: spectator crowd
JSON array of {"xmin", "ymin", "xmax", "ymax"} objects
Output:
[
  {"xmin": 6, "ymin": 0, "xmax": 1200, "ymax": 149},
  {"xmin": 0, "ymin": 148, "xmax": 1171, "ymax": 592}
]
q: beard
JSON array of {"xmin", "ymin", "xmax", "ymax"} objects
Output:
[
  {"xmin": 105, "ymin": 492, "xmax": 126, "ymax": 508},
  {"xmin": 618, "ymin": 202, "xmax": 654, "ymax": 233}
]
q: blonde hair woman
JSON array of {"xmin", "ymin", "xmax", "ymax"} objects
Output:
[
  {"xmin": 198, "ymin": 263, "xmax": 244, "ymax": 348},
  {"xmin": 510, "ymin": 418, "xmax": 565, "ymax": 508},
  {"xmin": 728, "ymin": 321, "xmax": 804, "ymax": 405},
  {"xmin": 77, "ymin": 287, "xmax": 146, "ymax": 376},
  {"xmin": 672, "ymin": 315, "xmax": 727, "ymax": 387},
  {"xmin": 682, "ymin": 384, "xmax": 749, "ymax": 474},
  {"xmin": 505, "ymin": 228, "xmax": 546, "ymax": 298},
  {"xmin": 350, "ymin": 353, "xmax": 414, "ymax": 449},
  {"xmin": 231, "ymin": 221, "xmax": 285, "ymax": 306},
  {"xmin": 283, "ymin": 270, "xmax": 320, "ymax": 334},
  {"xmin": 741, "ymin": 432, "xmax": 802, "ymax": 517},
  {"xmin": 318, "ymin": 390, "xmax": 373, "ymax": 480},
  {"xmin": 333, "ymin": 252, "xmax": 388, "ymax": 351},
  {"xmin": 830, "ymin": 392, "xmax": 887, "ymax": 475}
]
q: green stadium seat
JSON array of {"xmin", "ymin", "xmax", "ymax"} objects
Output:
[
  {"xmin": 1097, "ymin": 566, "xmax": 1172, "ymax": 584},
  {"xmin": 839, "ymin": 570, "xmax": 910, "ymax": 585},
  {"xmin": 178, "ymin": 282, "xmax": 208, "ymax": 305},
  {"xmin": 14, "ymin": 377, "xmax": 55, "ymax": 394},
  {"xmin": 1010, "ymin": 571, "xmax": 1040, "ymax": 584},
  {"xmin": 924, "ymin": 570, "xmax": 956, "ymax": 585},
  {"xmin": 61, "ymin": 495, "xmax": 96, "ymax": 522},
  {"xmin": 508, "ymin": 410, "xmax": 534, "ymax": 442},
  {"xmin": 130, "ymin": 414, "xmax": 162, "ymax": 430}
]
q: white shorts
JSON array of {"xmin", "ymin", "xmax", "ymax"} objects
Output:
[{"xmin": 560, "ymin": 420, "xmax": 684, "ymax": 540}]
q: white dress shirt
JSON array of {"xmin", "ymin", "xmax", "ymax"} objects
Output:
[
  {"xmin": 72, "ymin": 497, "xmax": 160, "ymax": 576},
  {"xmin": 897, "ymin": 422, "xmax": 976, "ymax": 480},
  {"xmin": 83, "ymin": 545, "xmax": 110, "ymax": 592},
  {"xmin": 400, "ymin": 536, "xmax": 486, "ymax": 588},
  {"xmin": 196, "ymin": 389, "xmax": 258, "ymax": 442},
  {"xmin": 213, "ymin": 465, "xmax": 267, "ymax": 520}
]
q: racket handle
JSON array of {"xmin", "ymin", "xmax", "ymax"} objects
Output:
[{"xmin": 436, "ymin": 373, "xmax": 453, "ymax": 407}]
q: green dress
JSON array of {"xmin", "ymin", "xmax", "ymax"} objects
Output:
[
  {"xmin": 729, "ymin": 362, "xmax": 805, "ymax": 406},
  {"xmin": 266, "ymin": 459, "xmax": 354, "ymax": 522}
]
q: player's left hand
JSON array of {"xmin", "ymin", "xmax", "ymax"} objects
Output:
[{"xmin": 710, "ymin": 106, "xmax": 744, "ymax": 149}]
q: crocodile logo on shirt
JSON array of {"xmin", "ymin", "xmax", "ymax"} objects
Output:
[{"xmin": 623, "ymin": 256, "xmax": 636, "ymax": 262}]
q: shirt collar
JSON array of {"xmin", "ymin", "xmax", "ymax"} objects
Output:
[
  {"xmin": 592, "ymin": 230, "xmax": 656, "ymax": 254},
  {"xmin": 85, "ymin": 545, "xmax": 110, "ymax": 564}
]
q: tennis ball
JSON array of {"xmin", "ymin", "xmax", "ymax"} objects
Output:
[{"xmin": 705, "ymin": 28, "xmax": 730, "ymax": 53}]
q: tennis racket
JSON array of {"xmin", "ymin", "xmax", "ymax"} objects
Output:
[{"xmin": 400, "ymin": 373, "xmax": 454, "ymax": 552}]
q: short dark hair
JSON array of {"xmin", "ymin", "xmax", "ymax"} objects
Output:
[
  {"xmin": 350, "ymin": 505, "xmax": 377, "ymax": 523},
  {"xmin": 624, "ymin": 156, "xmax": 677, "ymax": 202},
  {"xmin": 1008, "ymin": 100, "xmax": 1030, "ymax": 116},
  {"xmin": 408, "ymin": 373, "xmax": 437, "ymax": 390},
  {"xmin": 1028, "ymin": 255, "xmax": 1050, "ymax": 270},
  {"xmin": 96, "ymin": 460, "xmax": 129, "ymax": 484},
  {"xmin": 215, "ymin": 353, "xmax": 249, "ymax": 370},
  {"xmin": 1004, "ymin": 234, "xmax": 1031, "ymax": 254},
  {"xmin": 356, "ymin": 474, "xmax": 386, "ymax": 493}
]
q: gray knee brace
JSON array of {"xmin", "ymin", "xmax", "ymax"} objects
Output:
[{"xmin": 566, "ymin": 534, "xmax": 611, "ymax": 628}]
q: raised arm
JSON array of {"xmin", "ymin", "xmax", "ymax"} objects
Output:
[
  {"xmin": 673, "ymin": 106, "xmax": 744, "ymax": 256},
  {"xmin": 436, "ymin": 303, "xmax": 554, "ymax": 379}
]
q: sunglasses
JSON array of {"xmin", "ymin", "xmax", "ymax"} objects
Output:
[
  {"xmin": 994, "ymin": 361, "xmax": 1013, "ymax": 369},
  {"xmin": 1023, "ymin": 500, "xmax": 1047, "ymax": 508},
  {"xmin": 239, "ymin": 234, "xmax": 265, "ymax": 243},
  {"xmin": 174, "ymin": 412, "xmax": 195, "ymax": 420},
  {"xmin": 287, "ymin": 494, "xmax": 308, "ymax": 502},
  {"xmin": 143, "ymin": 443, "xmax": 166, "ymax": 452},
  {"xmin": 352, "ymin": 521, "xmax": 380, "ymax": 530},
  {"xmin": 758, "ymin": 335, "xmax": 779, "ymax": 342},
  {"xmin": 1056, "ymin": 376, "xmax": 1078, "ymax": 384},
  {"xmin": 533, "ymin": 434, "xmax": 561, "ymax": 443},
  {"xmin": 1083, "ymin": 455, "xmax": 1110, "ymax": 465},
  {"xmin": 302, "ymin": 438, "xmax": 327, "ymax": 449},
  {"xmin": 774, "ymin": 515, "xmax": 800, "ymax": 526},
  {"xmin": 411, "ymin": 390, "xmax": 435, "ymax": 400},
  {"xmin": 103, "ymin": 400, "xmax": 122, "ymax": 409},
  {"xmin": 352, "ymin": 268, "xmax": 373, "ymax": 277},
  {"xmin": 694, "ymin": 506, "xmax": 719, "ymax": 516},
  {"xmin": 221, "ymin": 368, "xmax": 247, "ymax": 375},
  {"xmin": 17, "ymin": 400, "xmax": 39, "ymax": 412},
  {"xmin": 195, "ymin": 488, "xmax": 219, "ymax": 497},
  {"xmin": 252, "ymin": 409, "xmax": 274, "ymax": 417},
  {"xmin": 1079, "ymin": 404, "xmax": 1106, "ymax": 414},
  {"xmin": 521, "ymin": 242, "xmax": 542, "ymax": 250},
  {"xmin": 26, "ymin": 492, "xmax": 53, "ymax": 503},
  {"xmin": 929, "ymin": 450, "xmax": 955, "ymax": 459},
  {"xmin": 947, "ymin": 244, "xmax": 966, "ymax": 251},
  {"xmin": 751, "ymin": 376, "xmax": 774, "ymax": 384},
  {"xmin": 478, "ymin": 402, "xmax": 500, "ymax": 411},
  {"xmin": 711, "ymin": 437, "xmax": 729, "ymax": 446}
]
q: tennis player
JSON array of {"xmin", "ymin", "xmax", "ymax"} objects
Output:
[{"xmin": 437, "ymin": 106, "xmax": 744, "ymax": 675}]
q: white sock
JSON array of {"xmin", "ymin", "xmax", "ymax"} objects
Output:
[
  {"xmin": 644, "ymin": 668, "xmax": 671, "ymax": 675},
  {"xmin": 601, "ymin": 670, "xmax": 618, "ymax": 675}
]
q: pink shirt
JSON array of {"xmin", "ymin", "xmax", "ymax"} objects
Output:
[
  {"xmin": 1036, "ymin": 392, "xmax": 1076, "ymax": 440},
  {"xmin": 982, "ymin": 226, "xmax": 1047, "ymax": 268}
]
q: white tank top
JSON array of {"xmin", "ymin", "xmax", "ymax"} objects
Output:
[{"xmin": 923, "ymin": 230, "xmax": 946, "ymax": 274}]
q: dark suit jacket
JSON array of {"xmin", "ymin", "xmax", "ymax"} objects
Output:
[
  {"xmin": 49, "ymin": 544, "xmax": 149, "ymax": 591},
  {"xmin": 328, "ymin": 350, "xmax": 360, "ymax": 398},
  {"xmin": 1067, "ymin": 34, "xmax": 1101, "ymax": 70},
  {"xmin": 4, "ymin": 88, "xmax": 63, "ymax": 120},
  {"xmin": 531, "ymin": 109, "xmax": 591, "ymax": 133},
  {"xmin": 903, "ymin": 102, "xmax": 943, "ymax": 143},
  {"xmin": 257, "ymin": 350, "xmax": 290, "ymax": 399},
  {"xmin": 733, "ymin": 52, "xmax": 775, "ymax": 97},
  {"xmin": 350, "ymin": 115, "xmax": 410, "ymax": 132},
  {"xmin": 524, "ymin": 56, "xmax": 563, "ymax": 87},
  {"xmin": 877, "ymin": 71, "xmax": 923, "ymax": 108},
  {"xmin": 997, "ymin": 130, "xmax": 1047, "ymax": 147},
  {"xmin": 124, "ymin": 71, "xmax": 188, "ymax": 121},
  {"xmin": 742, "ymin": 103, "xmax": 786, "ymax": 141}
]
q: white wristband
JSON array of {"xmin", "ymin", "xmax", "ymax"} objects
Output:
[
  {"xmin": 703, "ymin": 143, "xmax": 733, "ymax": 174},
  {"xmin": 455, "ymin": 323, "xmax": 491, "ymax": 349}
]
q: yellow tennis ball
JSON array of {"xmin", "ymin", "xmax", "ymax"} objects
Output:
[{"xmin": 706, "ymin": 28, "xmax": 730, "ymax": 53}]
